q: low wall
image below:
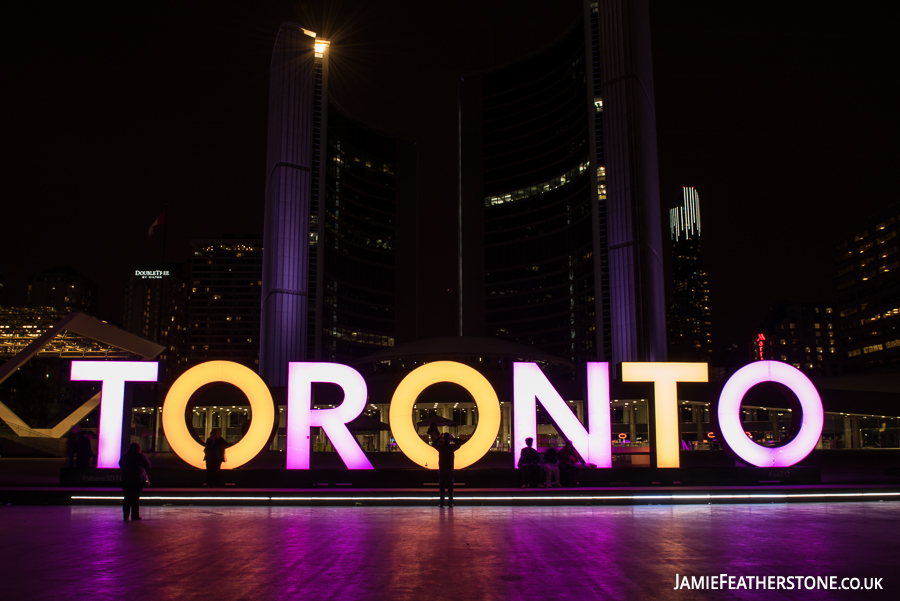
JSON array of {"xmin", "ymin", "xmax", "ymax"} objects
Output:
[{"xmin": 60, "ymin": 465, "xmax": 821, "ymax": 488}]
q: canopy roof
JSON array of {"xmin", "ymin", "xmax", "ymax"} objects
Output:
[{"xmin": 351, "ymin": 336, "xmax": 575, "ymax": 375}]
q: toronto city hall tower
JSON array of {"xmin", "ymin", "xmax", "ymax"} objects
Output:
[{"xmin": 260, "ymin": 1, "xmax": 667, "ymax": 386}]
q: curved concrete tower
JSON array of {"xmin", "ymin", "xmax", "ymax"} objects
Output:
[{"xmin": 260, "ymin": 24, "xmax": 327, "ymax": 387}]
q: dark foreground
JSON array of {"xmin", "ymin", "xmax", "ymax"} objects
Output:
[{"xmin": 0, "ymin": 502, "xmax": 896, "ymax": 600}]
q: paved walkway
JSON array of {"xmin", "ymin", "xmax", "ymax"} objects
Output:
[{"xmin": 0, "ymin": 502, "xmax": 895, "ymax": 600}]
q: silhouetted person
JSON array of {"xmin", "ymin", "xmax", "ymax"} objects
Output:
[
  {"xmin": 75, "ymin": 430, "xmax": 93, "ymax": 467},
  {"xmin": 66, "ymin": 425, "xmax": 81, "ymax": 468},
  {"xmin": 558, "ymin": 439, "xmax": 585, "ymax": 487},
  {"xmin": 517, "ymin": 437, "xmax": 542, "ymax": 487},
  {"xmin": 204, "ymin": 429, "xmax": 227, "ymax": 486},
  {"xmin": 540, "ymin": 445, "xmax": 560, "ymax": 487},
  {"xmin": 427, "ymin": 422, "xmax": 440, "ymax": 446},
  {"xmin": 437, "ymin": 432, "xmax": 460, "ymax": 507},
  {"xmin": 119, "ymin": 442, "xmax": 150, "ymax": 521}
]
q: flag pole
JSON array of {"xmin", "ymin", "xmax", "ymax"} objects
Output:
[
  {"xmin": 161, "ymin": 203, "xmax": 169, "ymax": 265},
  {"xmin": 155, "ymin": 203, "xmax": 169, "ymax": 452}
]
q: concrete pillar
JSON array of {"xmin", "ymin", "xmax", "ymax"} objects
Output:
[
  {"xmin": 628, "ymin": 405, "xmax": 636, "ymax": 442},
  {"xmin": 843, "ymin": 416, "xmax": 853, "ymax": 449},
  {"xmin": 694, "ymin": 404, "xmax": 704, "ymax": 449},
  {"xmin": 204, "ymin": 408, "xmax": 213, "ymax": 442}
]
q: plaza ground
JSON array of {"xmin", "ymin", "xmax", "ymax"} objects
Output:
[{"xmin": 0, "ymin": 502, "xmax": 896, "ymax": 600}]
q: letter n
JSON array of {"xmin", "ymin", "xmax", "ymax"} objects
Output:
[{"xmin": 513, "ymin": 362, "xmax": 611, "ymax": 467}]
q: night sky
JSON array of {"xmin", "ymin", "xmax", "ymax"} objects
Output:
[{"xmin": 3, "ymin": 1, "xmax": 897, "ymax": 357}]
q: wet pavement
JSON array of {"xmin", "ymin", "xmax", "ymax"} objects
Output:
[{"xmin": 1, "ymin": 502, "xmax": 896, "ymax": 600}]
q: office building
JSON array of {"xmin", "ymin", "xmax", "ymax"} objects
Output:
[
  {"xmin": 835, "ymin": 204, "xmax": 900, "ymax": 374},
  {"xmin": 667, "ymin": 187, "xmax": 712, "ymax": 360},
  {"xmin": 27, "ymin": 266, "xmax": 97, "ymax": 316},
  {"xmin": 458, "ymin": 0, "xmax": 667, "ymax": 369},
  {"xmin": 123, "ymin": 265, "xmax": 188, "ymax": 383},
  {"xmin": 259, "ymin": 24, "xmax": 417, "ymax": 387},
  {"xmin": 757, "ymin": 301, "xmax": 837, "ymax": 377},
  {"xmin": 187, "ymin": 237, "xmax": 263, "ymax": 369}
]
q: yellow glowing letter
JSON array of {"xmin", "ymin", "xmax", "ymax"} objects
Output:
[
  {"xmin": 389, "ymin": 361, "xmax": 501, "ymax": 469},
  {"xmin": 621, "ymin": 362, "xmax": 708, "ymax": 468},
  {"xmin": 162, "ymin": 361, "xmax": 275, "ymax": 469}
]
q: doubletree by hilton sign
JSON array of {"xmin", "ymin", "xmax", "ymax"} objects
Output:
[
  {"xmin": 134, "ymin": 270, "xmax": 169, "ymax": 279},
  {"xmin": 70, "ymin": 360, "xmax": 824, "ymax": 472}
]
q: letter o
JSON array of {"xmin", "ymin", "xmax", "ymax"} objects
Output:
[
  {"xmin": 389, "ymin": 361, "xmax": 501, "ymax": 469},
  {"xmin": 162, "ymin": 361, "xmax": 275, "ymax": 469},
  {"xmin": 717, "ymin": 361, "xmax": 823, "ymax": 467}
]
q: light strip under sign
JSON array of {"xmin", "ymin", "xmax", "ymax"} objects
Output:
[{"xmin": 71, "ymin": 492, "xmax": 900, "ymax": 502}]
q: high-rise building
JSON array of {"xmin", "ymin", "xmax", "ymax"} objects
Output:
[
  {"xmin": 122, "ymin": 265, "xmax": 188, "ymax": 383},
  {"xmin": 259, "ymin": 24, "xmax": 417, "ymax": 387},
  {"xmin": 458, "ymin": 0, "xmax": 667, "ymax": 369},
  {"xmin": 27, "ymin": 266, "xmax": 97, "ymax": 316},
  {"xmin": 756, "ymin": 301, "xmax": 837, "ymax": 377},
  {"xmin": 667, "ymin": 187, "xmax": 712, "ymax": 360},
  {"xmin": 187, "ymin": 237, "xmax": 263, "ymax": 369},
  {"xmin": 835, "ymin": 204, "xmax": 900, "ymax": 374}
]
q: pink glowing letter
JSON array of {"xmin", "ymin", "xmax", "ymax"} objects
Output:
[
  {"xmin": 70, "ymin": 361, "xmax": 158, "ymax": 468},
  {"xmin": 286, "ymin": 362, "xmax": 373, "ymax": 470},
  {"xmin": 717, "ymin": 361, "xmax": 823, "ymax": 467},
  {"xmin": 513, "ymin": 362, "xmax": 611, "ymax": 468}
]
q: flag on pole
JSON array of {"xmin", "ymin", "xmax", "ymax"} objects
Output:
[{"xmin": 148, "ymin": 211, "xmax": 166, "ymax": 238}]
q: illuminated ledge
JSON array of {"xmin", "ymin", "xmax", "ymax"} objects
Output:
[{"xmin": 70, "ymin": 492, "xmax": 900, "ymax": 504}]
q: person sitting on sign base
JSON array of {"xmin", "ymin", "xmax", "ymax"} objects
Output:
[
  {"xmin": 540, "ymin": 445, "xmax": 561, "ymax": 487},
  {"xmin": 558, "ymin": 439, "xmax": 585, "ymax": 487}
]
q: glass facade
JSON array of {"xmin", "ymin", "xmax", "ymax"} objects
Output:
[
  {"xmin": 835, "ymin": 204, "xmax": 900, "ymax": 373},
  {"xmin": 321, "ymin": 106, "xmax": 399, "ymax": 362},
  {"xmin": 187, "ymin": 239, "xmax": 263, "ymax": 369},
  {"xmin": 481, "ymin": 22, "xmax": 600, "ymax": 367}
]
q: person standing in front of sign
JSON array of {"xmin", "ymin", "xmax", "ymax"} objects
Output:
[
  {"xmin": 517, "ymin": 437, "xmax": 542, "ymax": 487},
  {"xmin": 437, "ymin": 432, "xmax": 460, "ymax": 507},
  {"xmin": 204, "ymin": 429, "xmax": 227, "ymax": 486},
  {"xmin": 119, "ymin": 442, "xmax": 151, "ymax": 521}
]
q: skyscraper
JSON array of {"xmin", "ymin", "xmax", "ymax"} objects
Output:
[
  {"xmin": 834, "ymin": 204, "xmax": 900, "ymax": 374},
  {"xmin": 123, "ymin": 264, "xmax": 188, "ymax": 383},
  {"xmin": 260, "ymin": 24, "xmax": 417, "ymax": 387},
  {"xmin": 667, "ymin": 187, "xmax": 712, "ymax": 360},
  {"xmin": 458, "ymin": 0, "xmax": 667, "ymax": 369},
  {"xmin": 187, "ymin": 237, "xmax": 263, "ymax": 370},
  {"xmin": 27, "ymin": 267, "xmax": 97, "ymax": 316},
  {"xmin": 757, "ymin": 301, "xmax": 836, "ymax": 376}
]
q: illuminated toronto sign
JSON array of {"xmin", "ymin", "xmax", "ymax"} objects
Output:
[{"xmin": 70, "ymin": 359, "xmax": 824, "ymax": 470}]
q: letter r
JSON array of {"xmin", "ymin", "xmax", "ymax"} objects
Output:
[{"xmin": 286, "ymin": 362, "xmax": 373, "ymax": 470}]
